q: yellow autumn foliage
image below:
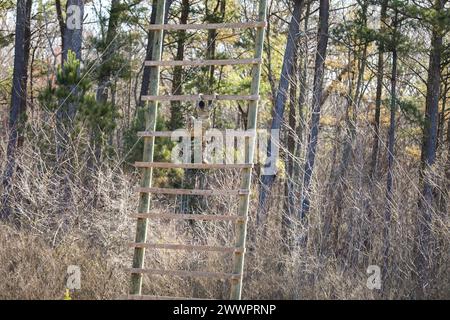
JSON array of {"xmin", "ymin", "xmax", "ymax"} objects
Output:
[{"xmin": 405, "ymin": 146, "xmax": 421, "ymax": 160}]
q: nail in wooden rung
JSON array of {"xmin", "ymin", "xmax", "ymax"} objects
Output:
[
  {"xmin": 129, "ymin": 243, "xmax": 243, "ymax": 253},
  {"xmin": 146, "ymin": 21, "xmax": 266, "ymax": 30},
  {"xmin": 137, "ymin": 187, "xmax": 249, "ymax": 196},
  {"xmin": 128, "ymin": 268, "xmax": 241, "ymax": 280},
  {"xmin": 141, "ymin": 94, "xmax": 259, "ymax": 101},
  {"xmin": 135, "ymin": 162, "xmax": 253, "ymax": 169},
  {"xmin": 145, "ymin": 58, "xmax": 261, "ymax": 67},
  {"xmin": 131, "ymin": 213, "xmax": 246, "ymax": 222}
]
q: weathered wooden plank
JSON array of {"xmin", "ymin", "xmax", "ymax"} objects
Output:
[
  {"xmin": 137, "ymin": 131, "xmax": 186, "ymax": 137},
  {"xmin": 141, "ymin": 94, "xmax": 259, "ymax": 101},
  {"xmin": 145, "ymin": 58, "xmax": 261, "ymax": 67},
  {"xmin": 131, "ymin": 213, "xmax": 245, "ymax": 222},
  {"xmin": 128, "ymin": 268, "xmax": 241, "ymax": 280},
  {"xmin": 135, "ymin": 162, "xmax": 253, "ymax": 169},
  {"xmin": 146, "ymin": 21, "xmax": 266, "ymax": 30},
  {"xmin": 137, "ymin": 130, "xmax": 255, "ymax": 138},
  {"xmin": 130, "ymin": 0, "xmax": 167, "ymax": 296},
  {"xmin": 137, "ymin": 187, "xmax": 249, "ymax": 196},
  {"xmin": 230, "ymin": 0, "xmax": 268, "ymax": 301},
  {"xmin": 129, "ymin": 243, "xmax": 243, "ymax": 253}
]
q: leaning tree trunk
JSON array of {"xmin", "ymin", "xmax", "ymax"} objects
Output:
[
  {"xmin": 256, "ymin": 0, "xmax": 305, "ymax": 224},
  {"xmin": 299, "ymin": 0, "xmax": 330, "ymax": 221},
  {"xmin": 1, "ymin": 0, "xmax": 32, "ymax": 220}
]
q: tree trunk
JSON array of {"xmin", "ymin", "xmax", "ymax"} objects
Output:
[
  {"xmin": 169, "ymin": 0, "xmax": 189, "ymax": 131},
  {"xmin": 55, "ymin": 0, "xmax": 66, "ymax": 56},
  {"xmin": 369, "ymin": 0, "xmax": 388, "ymax": 181},
  {"xmin": 17, "ymin": 0, "xmax": 32, "ymax": 149},
  {"xmin": 384, "ymin": 11, "xmax": 398, "ymax": 284},
  {"xmin": 62, "ymin": 0, "xmax": 84, "ymax": 63},
  {"xmin": 416, "ymin": 0, "xmax": 445, "ymax": 298},
  {"xmin": 325, "ymin": 1, "xmax": 369, "ymax": 262},
  {"xmin": 91, "ymin": 0, "xmax": 123, "ymax": 168},
  {"xmin": 95, "ymin": 0, "xmax": 122, "ymax": 105},
  {"xmin": 445, "ymin": 115, "xmax": 450, "ymax": 214},
  {"xmin": 257, "ymin": 0, "xmax": 305, "ymax": 223},
  {"xmin": 1, "ymin": 0, "xmax": 32, "ymax": 220},
  {"xmin": 292, "ymin": 1, "xmax": 311, "ymax": 183},
  {"xmin": 437, "ymin": 79, "xmax": 448, "ymax": 152},
  {"xmin": 439, "ymin": 80, "xmax": 449, "ymax": 213},
  {"xmin": 362, "ymin": 0, "xmax": 388, "ymax": 259},
  {"xmin": 298, "ymin": 0, "xmax": 330, "ymax": 220},
  {"xmin": 284, "ymin": 56, "xmax": 298, "ymax": 217},
  {"xmin": 189, "ymin": 0, "xmax": 226, "ymax": 214},
  {"xmin": 171, "ymin": 0, "xmax": 190, "ymax": 213},
  {"xmin": 56, "ymin": 0, "xmax": 85, "ymax": 160}
]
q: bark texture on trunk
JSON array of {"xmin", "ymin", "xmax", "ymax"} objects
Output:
[
  {"xmin": 1, "ymin": 0, "xmax": 32, "ymax": 219},
  {"xmin": 257, "ymin": 0, "xmax": 305, "ymax": 223},
  {"xmin": 299, "ymin": 0, "xmax": 330, "ymax": 220},
  {"xmin": 416, "ymin": 0, "xmax": 445, "ymax": 298}
]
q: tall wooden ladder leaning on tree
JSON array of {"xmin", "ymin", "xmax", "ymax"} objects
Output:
[{"xmin": 126, "ymin": 0, "xmax": 268, "ymax": 300}]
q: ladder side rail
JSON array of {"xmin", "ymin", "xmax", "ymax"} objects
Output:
[
  {"xmin": 130, "ymin": 0, "xmax": 167, "ymax": 296},
  {"xmin": 230, "ymin": 0, "xmax": 269, "ymax": 300}
]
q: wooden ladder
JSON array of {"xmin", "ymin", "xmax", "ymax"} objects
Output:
[{"xmin": 127, "ymin": 0, "xmax": 268, "ymax": 300}]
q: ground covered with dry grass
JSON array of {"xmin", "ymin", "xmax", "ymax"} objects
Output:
[{"xmin": 0, "ymin": 128, "xmax": 448, "ymax": 300}]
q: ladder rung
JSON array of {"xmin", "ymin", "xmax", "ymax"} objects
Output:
[
  {"xmin": 128, "ymin": 268, "xmax": 241, "ymax": 280},
  {"xmin": 137, "ymin": 130, "xmax": 255, "ymax": 138},
  {"xmin": 137, "ymin": 187, "xmax": 249, "ymax": 196},
  {"xmin": 141, "ymin": 94, "xmax": 259, "ymax": 101},
  {"xmin": 135, "ymin": 162, "xmax": 253, "ymax": 169},
  {"xmin": 124, "ymin": 295, "xmax": 215, "ymax": 300},
  {"xmin": 147, "ymin": 21, "xmax": 266, "ymax": 30},
  {"xmin": 137, "ymin": 131, "xmax": 186, "ymax": 137},
  {"xmin": 129, "ymin": 243, "xmax": 243, "ymax": 253},
  {"xmin": 131, "ymin": 213, "xmax": 246, "ymax": 222},
  {"xmin": 145, "ymin": 58, "xmax": 261, "ymax": 67}
]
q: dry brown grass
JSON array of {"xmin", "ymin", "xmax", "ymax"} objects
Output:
[{"xmin": 0, "ymin": 121, "xmax": 448, "ymax": 300}]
